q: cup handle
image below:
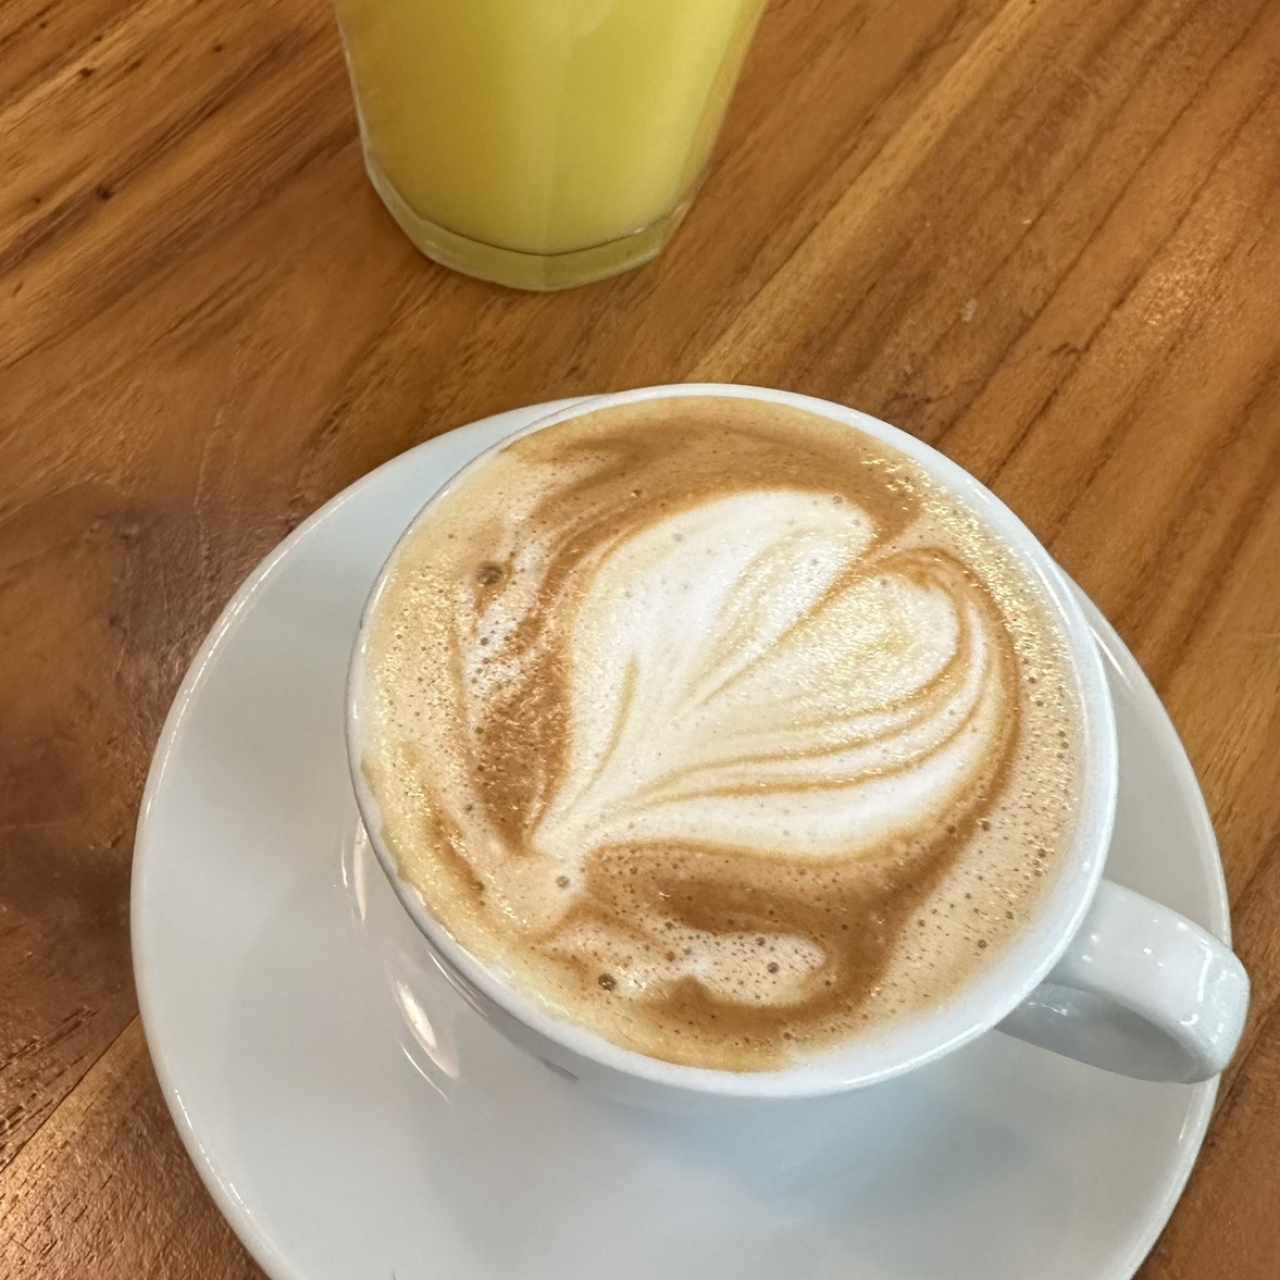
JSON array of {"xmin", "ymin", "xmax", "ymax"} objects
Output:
[{"xmin": 997, "ymin": 880, "xmax": 1249, "ymax": 1082}]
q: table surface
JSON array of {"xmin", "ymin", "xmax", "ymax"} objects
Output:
[{"xmin": 3, "ymin": 0, "xmax": 1279, "ymax": 1275}]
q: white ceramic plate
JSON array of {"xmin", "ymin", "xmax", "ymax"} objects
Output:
[{"xmin": 133, "ymin": 400, "xmax": 1230, "ymax": 1280}]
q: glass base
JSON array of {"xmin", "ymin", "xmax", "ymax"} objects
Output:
[{"xmin": 364, "ymin": 152, "xmax": 692, "ymax": 292}]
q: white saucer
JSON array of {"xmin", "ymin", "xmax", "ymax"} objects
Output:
[{"xmin": 133, "ymin": 401, "xmax": 1231, "ymax": 1280}]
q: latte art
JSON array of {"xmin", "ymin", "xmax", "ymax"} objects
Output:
[
  {"xmin": 529, "ymin": 493, "xmax": 1011, "ymax": 908},
  {"xmin": 364, "ymin": 397, "xmax": 1083, "ymax": 1069}
]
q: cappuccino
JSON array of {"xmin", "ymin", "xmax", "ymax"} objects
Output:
[{"xmin": 361, "ymin": 397, "xmax": 1083, "ymax": 1069}]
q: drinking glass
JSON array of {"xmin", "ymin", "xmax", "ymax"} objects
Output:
[{"xmin": 333, "ymin": 0, "xmax": 768, "ymax": 290}]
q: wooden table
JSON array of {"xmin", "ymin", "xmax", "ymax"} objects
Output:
[{"xmin": 3, "ymin": 0, "xmax": 1278, "ymax": 1274}]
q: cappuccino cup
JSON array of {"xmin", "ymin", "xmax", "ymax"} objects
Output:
[{"xmin": 347, "ymin": 385, "xmax": 1248, "ymax": 1106}]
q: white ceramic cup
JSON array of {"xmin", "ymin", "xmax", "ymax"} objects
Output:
[{"xmin": 347, "ymin": 384, "xmax": 1249, "ymax": 1107}]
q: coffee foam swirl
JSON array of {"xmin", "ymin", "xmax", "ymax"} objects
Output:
[
  {"xmin": 364, "ymin": 397, "xmax": 1082, "ymax": 1069},
  {"xmin": 525, "ymin": 491, "xmax": 1011, "ymax": 912}
]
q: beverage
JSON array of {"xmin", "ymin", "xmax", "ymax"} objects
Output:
[
  {"xmin": 332, "ymin": 0, "xmax": 767, "ymax": 290},
  {"xmin": 359, "ymin": 396, "xmax": 1084, "ymax": 1071}
]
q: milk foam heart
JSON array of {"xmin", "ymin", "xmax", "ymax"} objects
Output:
[
  {"xmin": 363, "ymin": 397, "xmax": 1082, "ymax": 1069},
  {"xmin": 530, "ymin": 491, "xmax": 1009, "ymax": 899}
]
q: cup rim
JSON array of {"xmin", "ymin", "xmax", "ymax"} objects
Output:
[{"xmin": 345, "ymin": 383, "xmax": 1119, "ymax": 1099}]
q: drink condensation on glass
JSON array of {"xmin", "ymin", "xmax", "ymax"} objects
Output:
[{"xmin": 332, "ymin": 0, "xmax": 768, "ymax": 291}]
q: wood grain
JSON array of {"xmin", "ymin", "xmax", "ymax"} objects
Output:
[
  {"xmin": 1, "ymin": 0, "xmax": 1278, "ymax": 1275},
  {"xmin": 0, "ymin": 1023, "xmax": 261, "ymax": 1279}
]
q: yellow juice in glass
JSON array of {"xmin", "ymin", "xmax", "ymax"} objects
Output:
[{"xmin": 333, "ymin": 0, "xmax": 767, "ymax": 290}]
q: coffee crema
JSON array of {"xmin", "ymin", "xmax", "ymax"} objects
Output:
[{"xmin": 362, "ymin": 397, "xmax": 1083, "ymax": 1070}]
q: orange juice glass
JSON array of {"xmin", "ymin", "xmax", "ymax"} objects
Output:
[{"xmin": 333, "ymin": 0, "xmax": 768, "ymax": 290}]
